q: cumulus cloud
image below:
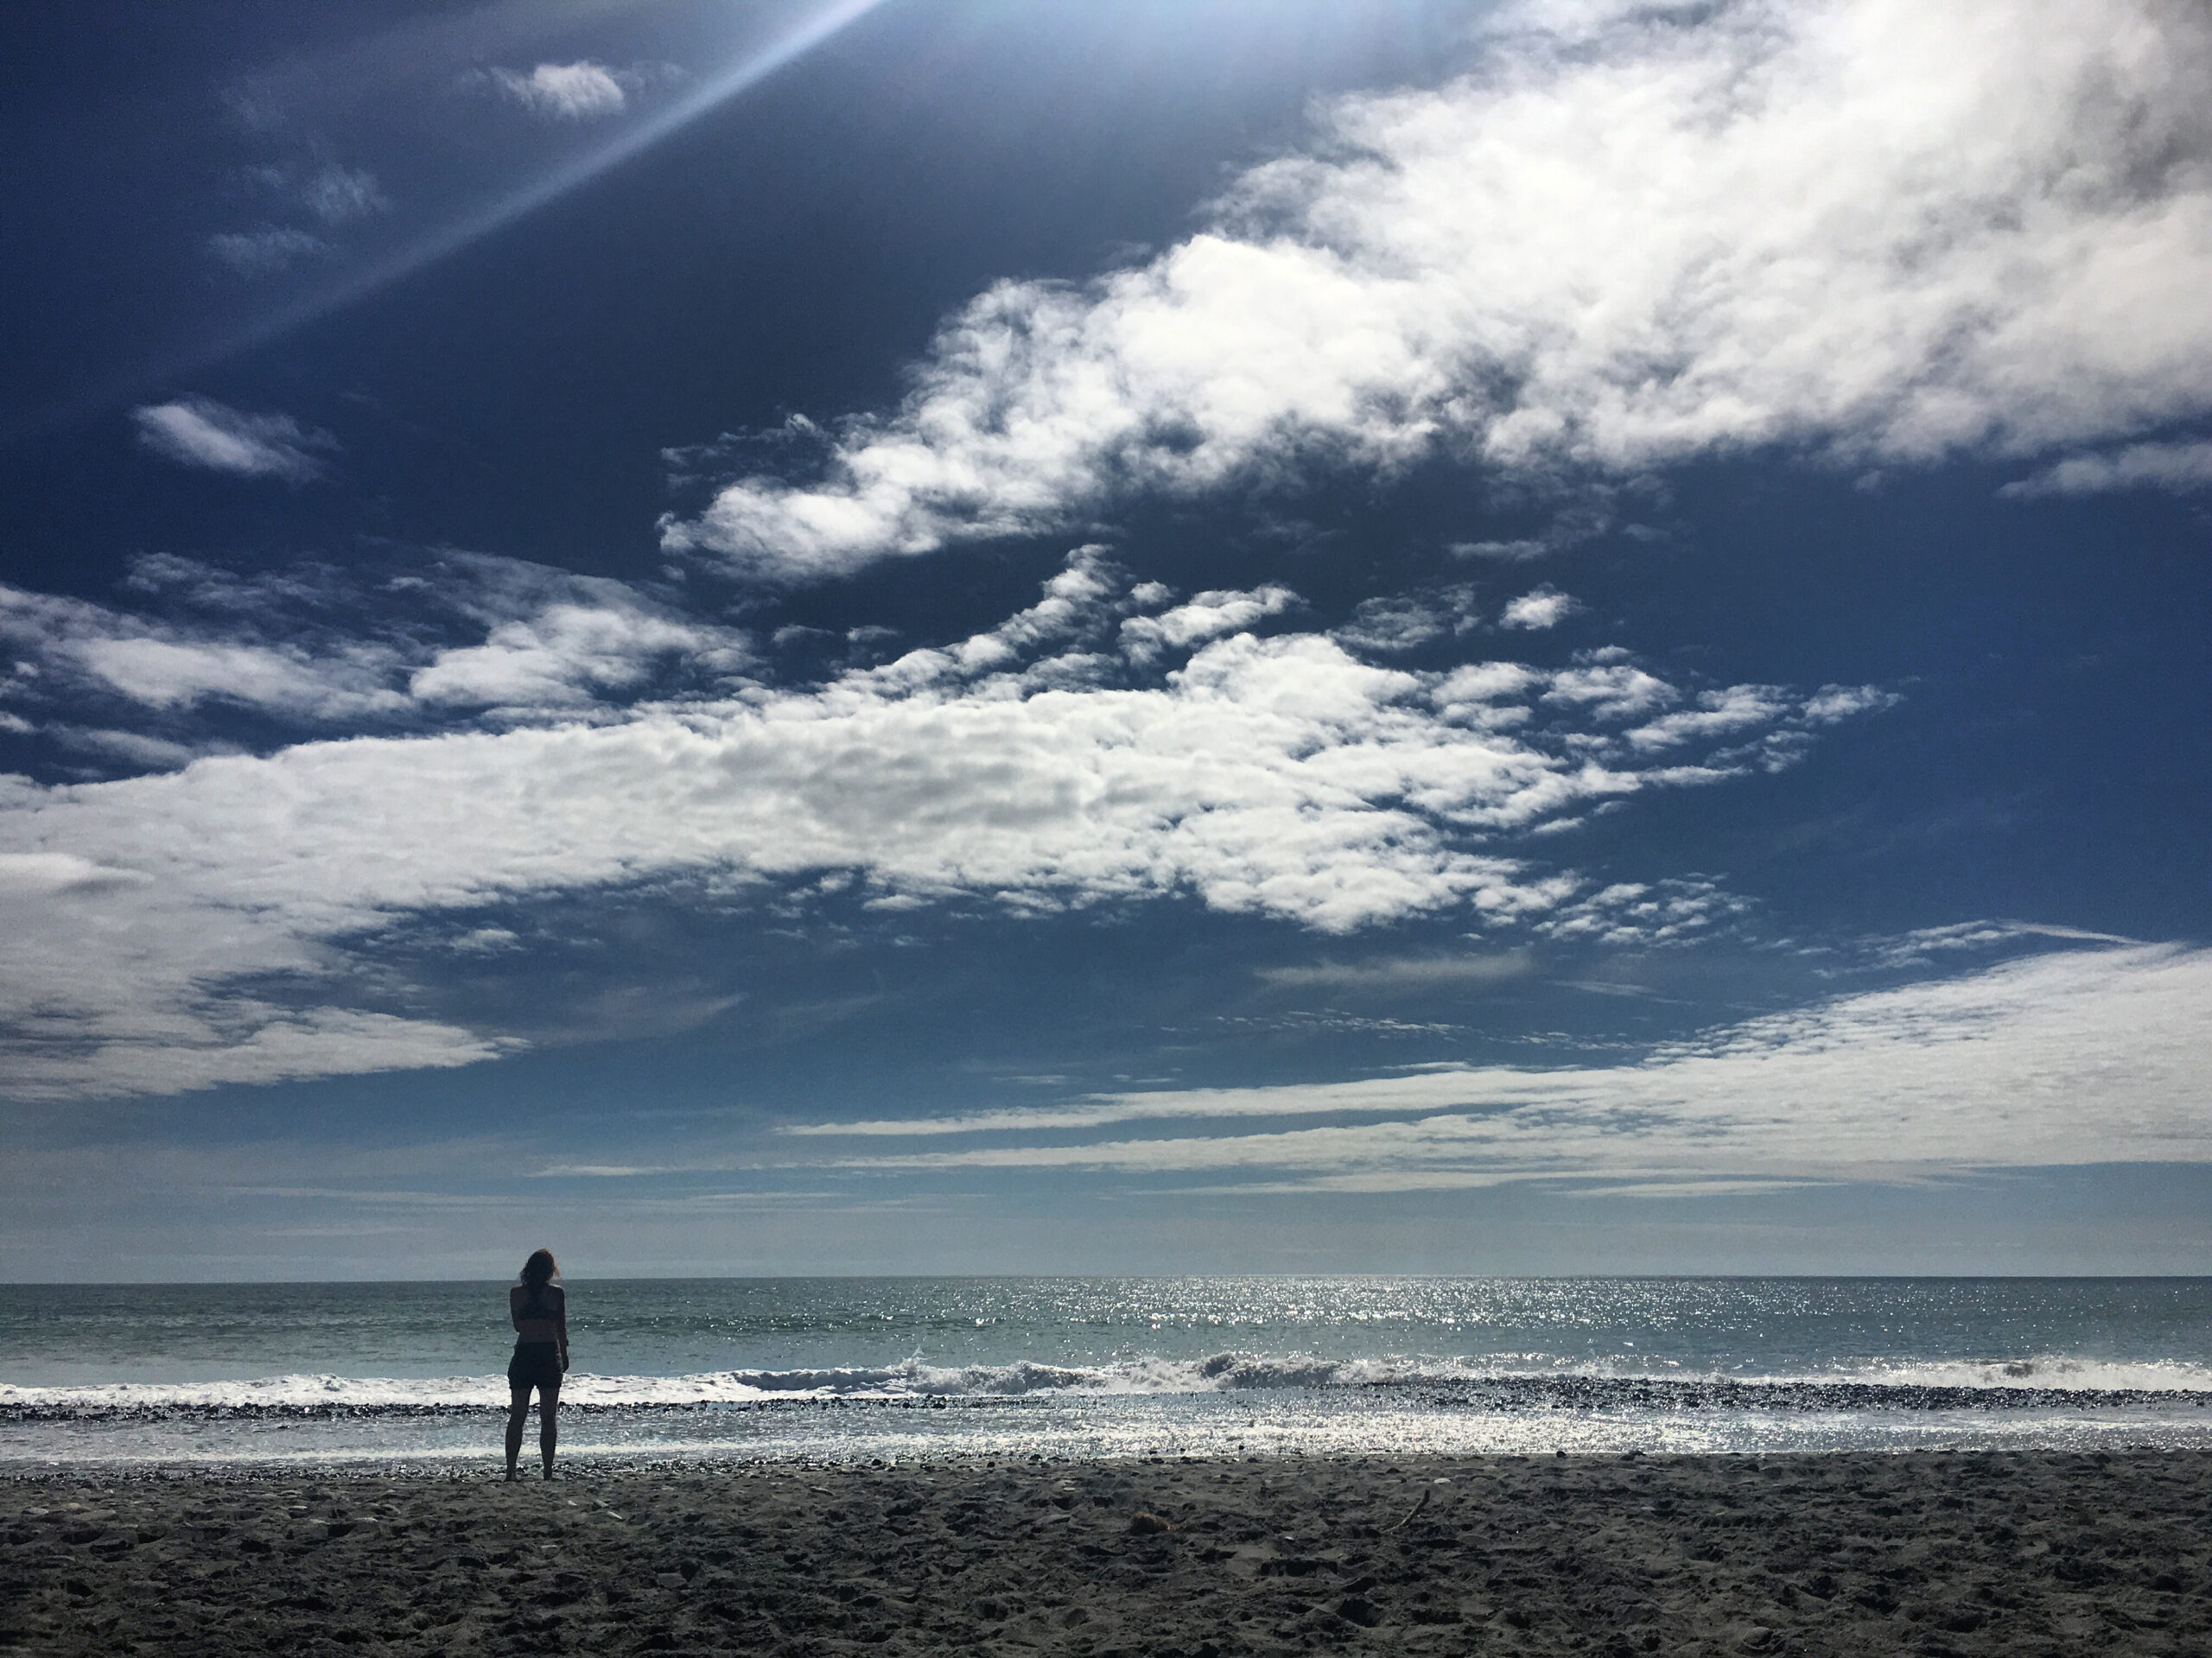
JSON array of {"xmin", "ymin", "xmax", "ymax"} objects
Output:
[
  {"xmin": 2000, "ymin": 438, "xmax": 2212, "ymax": 498},
  {"xmin": 492, "ymin": 61, "xmax": 633, "ymax": 119},
  {"xmin": 1498, "ymin": 587, "xmax": 1580, "ymax": 631},
  {"xmin": 406, "ymin": 604, "xmax": 750, "ymax": 710},
  {"xmin": 1540, "ymin": 651, "xmax": 1678, "ymax": 721},
  {"xmin": 663, "ymin": 0, "xmax": 2212, "ymax": 582},
  {"xmin": 0, "ymin": 555, "xmax": 1879, "ymax": 1099},
  {"xmin": 1118, "ymin": 584, "xmax": 1299, "ymax": 664},
  {"xmin": 130, "ymin": 397, "xmax": 337, "ymax": 482},
  {"xmin": 206, "ymin": 227, "xmax": 328, "ymax": 276},
  {"xmin": 787, "ymin": 943, "xmax": 2212, "ymax": 1189},
  {"xmin": 1798, "ymin": 685, "xmax": 1899, "ymax": 724}
]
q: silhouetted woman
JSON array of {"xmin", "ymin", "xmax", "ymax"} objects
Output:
[{"xmin": 505, "ymin": 1248, "xmax": 568, "ymax": 1480}]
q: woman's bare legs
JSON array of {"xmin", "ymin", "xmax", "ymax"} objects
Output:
[
  {"xmin": 538, "ymin": 1380, "xmax": 560, "ymax": 1477},
  {"xmin": 505, "ymin": 1385, "xmax": 531, "ymax": 1479}
]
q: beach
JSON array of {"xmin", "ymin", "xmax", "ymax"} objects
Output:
[{"xmin": 6, "ymin": 1450, "xmax": 2209, "ymax": 1656}]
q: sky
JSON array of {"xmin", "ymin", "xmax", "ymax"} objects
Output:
[{"xmin": 2, "ymin": 0, "xmax": 2209, "ymax": 1280}]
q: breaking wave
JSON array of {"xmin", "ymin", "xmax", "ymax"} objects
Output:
[{"xmin": 7, "ymin": 1350, "xmax": 2212, "ymax": 1420}]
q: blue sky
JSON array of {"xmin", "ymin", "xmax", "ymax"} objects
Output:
[{"xmin": 3, "ymin": 0, "xmax": 2209, "ymax": 1280}]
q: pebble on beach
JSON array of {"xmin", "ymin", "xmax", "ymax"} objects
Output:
[{"xmin": 3, "ymin": 1451, "xmax": 2209, "ymax": 1655}]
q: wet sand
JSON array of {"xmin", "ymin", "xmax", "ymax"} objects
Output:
[{"xmin": 4, "ymin": 1450, "xmax": 2209, "ymax": 1655}]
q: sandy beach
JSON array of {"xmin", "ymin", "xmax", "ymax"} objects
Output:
[{"xmin": 4, "ymin": 1449, "xmax": 2208, "ymax": 1655}]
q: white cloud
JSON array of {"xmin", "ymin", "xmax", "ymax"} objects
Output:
[
  {"xmin": 0, "ymin": 557, "xmax": 1876, "ymax": 1099},
  {"xmin": 1497, "ymin": 587, "xmax": 1579, "ymax": 631},
  {"xmin": 450, "ymin": 926, "xmax": 521, "ymax": 953},
  {"xmin": 1623, "ymin": 684, "xmax": 1789, "ymax": 752},
  {"xmin": 206, "ymin": 227, "xmax": 328, "ymax": 276},
  {"xmin": 1255, "ymin": 950, "xmax": 1531, "ymax": 991},
  {"xmin": 493, "ymin": 61, "xmax": 632, "ymax": 119},
  {"xmin": 300, "ymin": 163, "xmax": 388, "ymax": 224},
  {"xmin": 1118, "ymin": 584, "xmax": 1299, "ymax": 664},
  {"xmin": 1534, "ymin": 877, "xmax": 1751, "ymax": 946},
  {"xmin": 74, "ymin": 636, "xmax": 396, "ymax": 717},
  {"xmin": 1799, "ymin": 685, "xmax": 1899, "ymax": 724},
  {"xmin": 1451, "ymin": 539, "xmax": 1554, "ymax": 562},
  {"xmin": 19, "ymin": 1002, "xmax": 512, "ymax": 1101},
  {"xmin": 48, "ymin": 727, "xmax": 212, "ymax": 772},
  {"xmin": 1866, "ymin": 918, "xmax": 2135, "ymax": 969},
  {"xmin": 407, "ymin": 602, "xmax": 751, "ymax": 710},
  {"xmin": 1541, "ymin": 651, "xmax": 1677, "ymax": 721},
  {"xmin": 791, "ymin": 943, "xmax": 2212, "ymax": 1187},
  {"xmin": 1999, "ymin": 438, "xmax": 2212, "ymax": 498},
  {"xmin": 0, "ymin": 556, "xmax": 751, "ymax": 739},
  {"xmin": 664, "ymin": 0, "xmax": 2212, "ymax": 582},
  {"xmin": 0, "ymin": 853, "xmax": 150, "ymax": 897},
  {"xmin": 0, "ymin": 580, "xmax": 398, "ymax": 728},
  {"xmin": 1332, "ymin": 586, "xmax": 1483, "ymax": 655},
  {"xmin": 130, "ymin": 397, "xmax": 336, "ymax": 482}
]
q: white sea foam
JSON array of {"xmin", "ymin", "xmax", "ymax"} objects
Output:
[
  {"xmin": 7, "ymin": 1350, "xmax": 2211, "ymax": 1417},
  {"xmin": 1808, "ymin": 1356, "xmax": 2212, "ymax": 1394}
]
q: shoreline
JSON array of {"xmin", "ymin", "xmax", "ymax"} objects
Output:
[
  {"xmin": 13, "ymin": 1370, "xmax": 2212, "ymax": 1414},
  {"xmin": 10, "ymin": 1374, "xmax": 2212, "ymax": 1472},
  {"xmin": 7, "ymin": 1450, "xmax": 2210, "ymax": 1655}
]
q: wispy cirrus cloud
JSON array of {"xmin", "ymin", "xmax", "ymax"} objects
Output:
[
  {"xmin": 1254, "ymin": 951, "xmax": 1533, "ymax": 993},
  {"xmin": 782, "ymin": 942, "xmax": 2212, "ymax": 1190},
  {"xmin": 1864, "ymin": 919, "xmax": 2136, "ymax": 969},
  {"xmin": 1332, "ymin": 586, "xmax": 1484, "ymax": 656},
  {"xmin": 244, "ymin": 162, "xmax": 390, "ymax": 226},
  {"xmin": 663, "ymin": 0, "xmax": 2212, "ymax": 581},
  {"xmin": 130, "ymin": 396, "xmax": 337, "ymax": 481},
  {"xmin": 298, "ymin": 162, "xmax": 389, "ymax": 225},
  {"xmin": 1999, "ymin": 439, "xmax": 2212, "ymax": 499},
  {"xmin": 205, "ymin": 227, "xmax": 329, "ymax": 276}
]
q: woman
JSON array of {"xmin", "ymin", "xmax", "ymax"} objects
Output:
[{"xmin": 505, "ymin": 1248, "xmax": 568, "ymax": 1480}]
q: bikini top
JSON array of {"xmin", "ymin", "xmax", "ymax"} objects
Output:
[{"xmin": 516, "ymin": 1286, "xmax": 563, "ymax": 1323}]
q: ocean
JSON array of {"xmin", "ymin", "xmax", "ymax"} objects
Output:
[{"xmin": 3, "ymin": 1277, "xmax": 2209, "ymax": 1471}]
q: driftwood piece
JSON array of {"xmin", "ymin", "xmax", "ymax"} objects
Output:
[{"xmin": 1381, "ymin": 1488, "xmax": 1431, "ymax": 1534}]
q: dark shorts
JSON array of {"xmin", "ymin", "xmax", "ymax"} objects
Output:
[{"xmin": 507, "ymin": 1341, "xmax": 563, "ymax": 1391}]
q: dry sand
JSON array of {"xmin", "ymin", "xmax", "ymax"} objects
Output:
[{"xmin": 4, "ymin": 1450, "xmax": 2209, "ymax": 1655}]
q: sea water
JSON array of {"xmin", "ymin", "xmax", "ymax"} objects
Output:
[{"xmin": 3, "ymin": 1277, "xmax": 2209, "ymax": 1470}]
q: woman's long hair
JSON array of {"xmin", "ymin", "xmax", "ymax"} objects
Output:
[{"xmin": 519, "ymin": 1248, "xmax": 559, "ymax": 1288}]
